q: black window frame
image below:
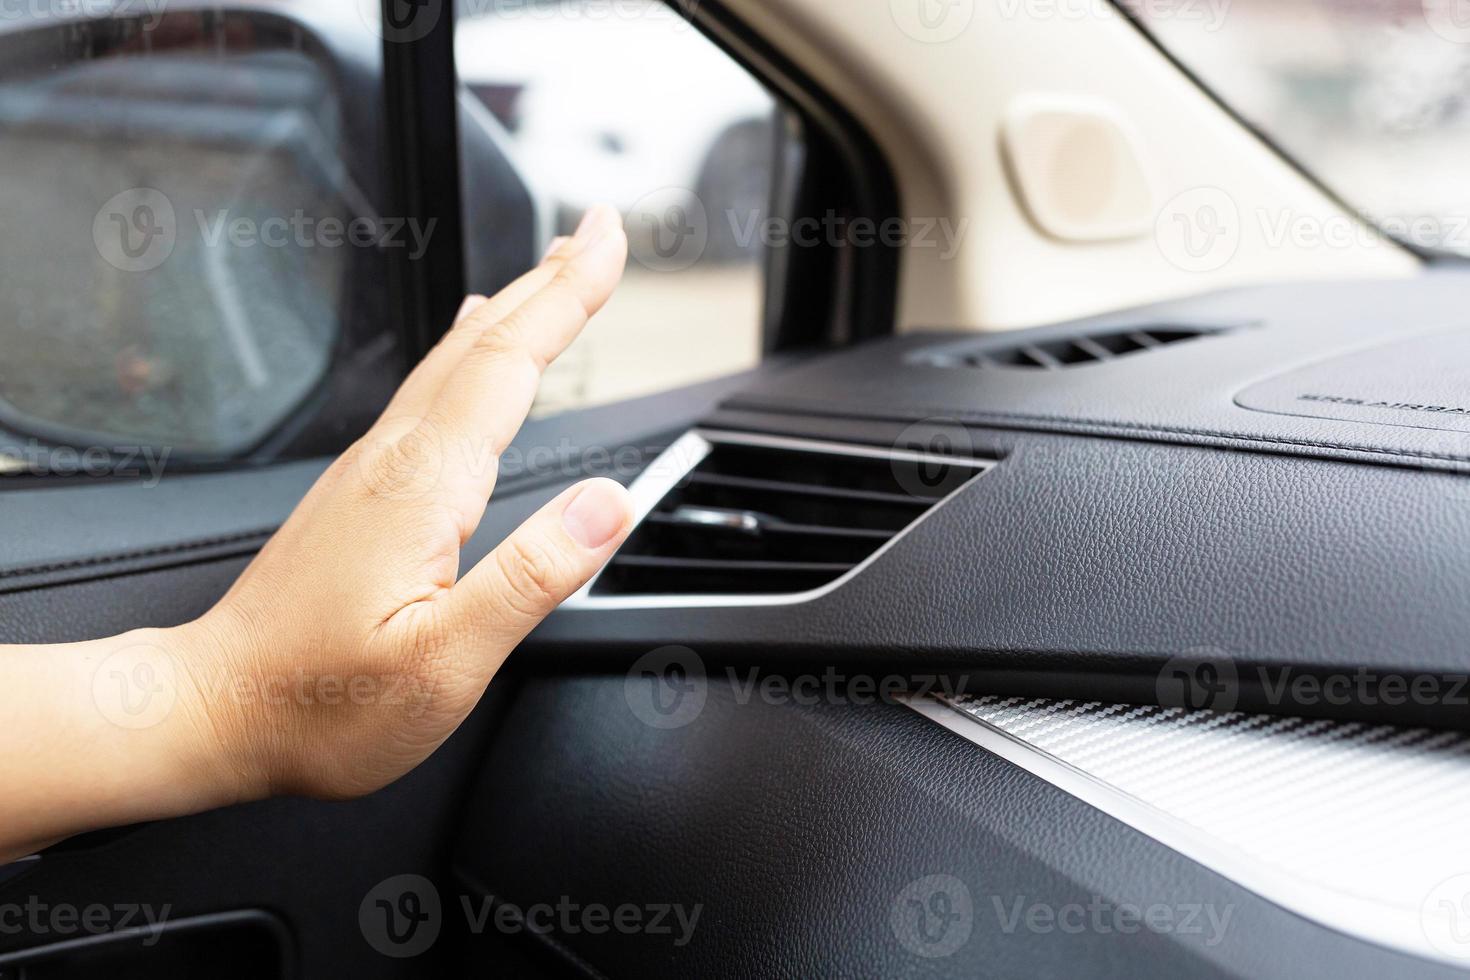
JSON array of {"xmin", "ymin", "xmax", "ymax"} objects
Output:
[{"xmin": 386, "ymin": 0, "xmax": 902, "ymax": 363}]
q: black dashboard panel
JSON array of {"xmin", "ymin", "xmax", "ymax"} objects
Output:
[
  {"xmin": 452, "ymin": 673, "xmax": 1456, "ymax": 979},
  {"xmin": 531, "ymin": 417, "xmax": 1470, "ymax": 729},
  {"xmin": 6, "ymin": 276, "xmax": 1470, "ymax": 978},
  {"xmin": 526, "ymin": 275, "xmax": 1470, "ymax": 730},
  {"xmin": 721, "ymin": 273, "xmax": 1470, "ymax": 472}
]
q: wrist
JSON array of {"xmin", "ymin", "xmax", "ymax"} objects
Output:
[
  {"xmin": 159, "ymin": 615, "xmax": 275, "ymax": 809},
  {"xmin": 77, "ymin": 620, "xmax": 268, "ymax": 821}
]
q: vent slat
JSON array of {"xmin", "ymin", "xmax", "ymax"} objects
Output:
[
  {"xmin": 684, "ymin": 472, "xmax": 937, "ymax": 506},
  {"xmin": 1072, "ymin": 336, "xmax": 1116, "ymax": 361},
  {"xmin": 612, "ymin": 556, "xmax": 856, "ymax": 575},
  {"xmin": 644, "ymin": 512, "xmax": 893, "ymax": 541},
  {"xmin": 1020, "ymin": 344, "xmax": 1062, "ymax": 369}
]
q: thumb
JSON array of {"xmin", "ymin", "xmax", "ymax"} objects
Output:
[{"xmin": 446, "ymin": 478, "xmax": 634, "ymax": 654}]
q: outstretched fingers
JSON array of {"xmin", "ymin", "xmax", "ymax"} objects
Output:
[
  {"xmin": 349, "ymin": 206, "xmax": 628, "ymax": 542},
  {"xmin": 424, "ymin": 206, "xmax": 627, "ymax": 535}
]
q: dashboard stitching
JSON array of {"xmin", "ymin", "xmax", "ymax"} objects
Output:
[
  {"xmin": 722, "ymin": 397, "xmax": 1470, "ymax": 463},
  {"xmin": 0, "ymin": 528, "xmax": 278, "ymax": 582}
]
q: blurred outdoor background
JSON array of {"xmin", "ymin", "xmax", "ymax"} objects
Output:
[
  {"xmin": 455, "ymin": 0, "xmax": 777, "ymax": 415},
  {"xmin": 1125, "ymin": 0, "xmax": 1470, "ymax": 247}
]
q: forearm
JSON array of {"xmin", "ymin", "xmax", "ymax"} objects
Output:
[{"xmin": 0, "ymin": 626, "xmax": 239, "ymax": 863}]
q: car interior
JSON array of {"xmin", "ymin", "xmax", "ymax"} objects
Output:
[{"xmin": 4, "ymin": 0, "xmax": 1470, "ymax": 976}]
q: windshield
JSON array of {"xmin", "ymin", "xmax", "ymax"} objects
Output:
[{"xmin": 1122, "ymin": 0, "xmax": 1470, "ymax": 256}]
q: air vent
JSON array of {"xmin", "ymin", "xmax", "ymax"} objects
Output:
[
  {"xmin": 916, "ymin": 324, "xmax": 1228, "ymax": 370},
  {"xmin": 582, "ymin": 431, "xmax": 992, "ymax": 603}
]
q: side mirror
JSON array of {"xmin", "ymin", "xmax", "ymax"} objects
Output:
[
  {"xmin": 0, "ymin": 8, "xmax": 376, "ymax": 465},
  {"xmin": 0, "ymin": 4, "xmax": 544, "ymax": 473}
]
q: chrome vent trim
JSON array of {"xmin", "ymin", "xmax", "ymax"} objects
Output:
[
  {"xmin": 562, "ymin": 429, "xmax": 992, "ymax": 610},
  {"xmin": 907, "ymin": 692, "xmax": 1470, "ymax": 968}
]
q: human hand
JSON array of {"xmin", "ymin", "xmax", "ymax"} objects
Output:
[{"xmin": 170, "ymin": 204, "xmax": 634, "ymax": 802}]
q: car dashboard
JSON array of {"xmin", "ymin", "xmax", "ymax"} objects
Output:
[{"xmin": 4, "ymin": 272, "xmax": 1470, "ymax": 978}]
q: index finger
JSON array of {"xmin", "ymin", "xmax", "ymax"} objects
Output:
[{"xmin": 427, "ymin": 205, "xmax": 628, "ymax": 536}]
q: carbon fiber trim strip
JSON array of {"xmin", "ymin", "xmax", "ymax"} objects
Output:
[{"xmin": 908, "ymin": 693, "xmax": 1470, "ymax": 968}]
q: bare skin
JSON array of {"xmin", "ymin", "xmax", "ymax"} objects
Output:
[{"xmin": 0, "ymin": 206, "xmax": 635, "ymax": 863}]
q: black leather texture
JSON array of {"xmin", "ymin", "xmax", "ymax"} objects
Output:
[
  {"xmin": 453, "ymin": 673, "xmax": 1455, "ymax": 979},
  {"xmin": 723, "ymin": 273, "xmax": 1470, "ymax": 473},
  {"xmin": 537, "ymin": 410, "xmax": 1470, "ymax": 729}
]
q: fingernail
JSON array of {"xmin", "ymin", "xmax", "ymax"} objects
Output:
[
  {"xmin": 562, "ymin": 479, "xmax": 631, "ymax": 549},
  {"xmin": 455, "ymin": 295, "xmax": 487, "ymax": 322},
  {"xmin": 540, "ymin": 236, "xmax": 569, "ymax": 263}
]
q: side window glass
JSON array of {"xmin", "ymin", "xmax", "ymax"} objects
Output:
[
  {"xmin": 455, "ymin": 0, "xmax": 782, "ymax": 414},
  {"xmin": 0, "ymin": 5, "xmax": 402, "ymax": 475}
]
